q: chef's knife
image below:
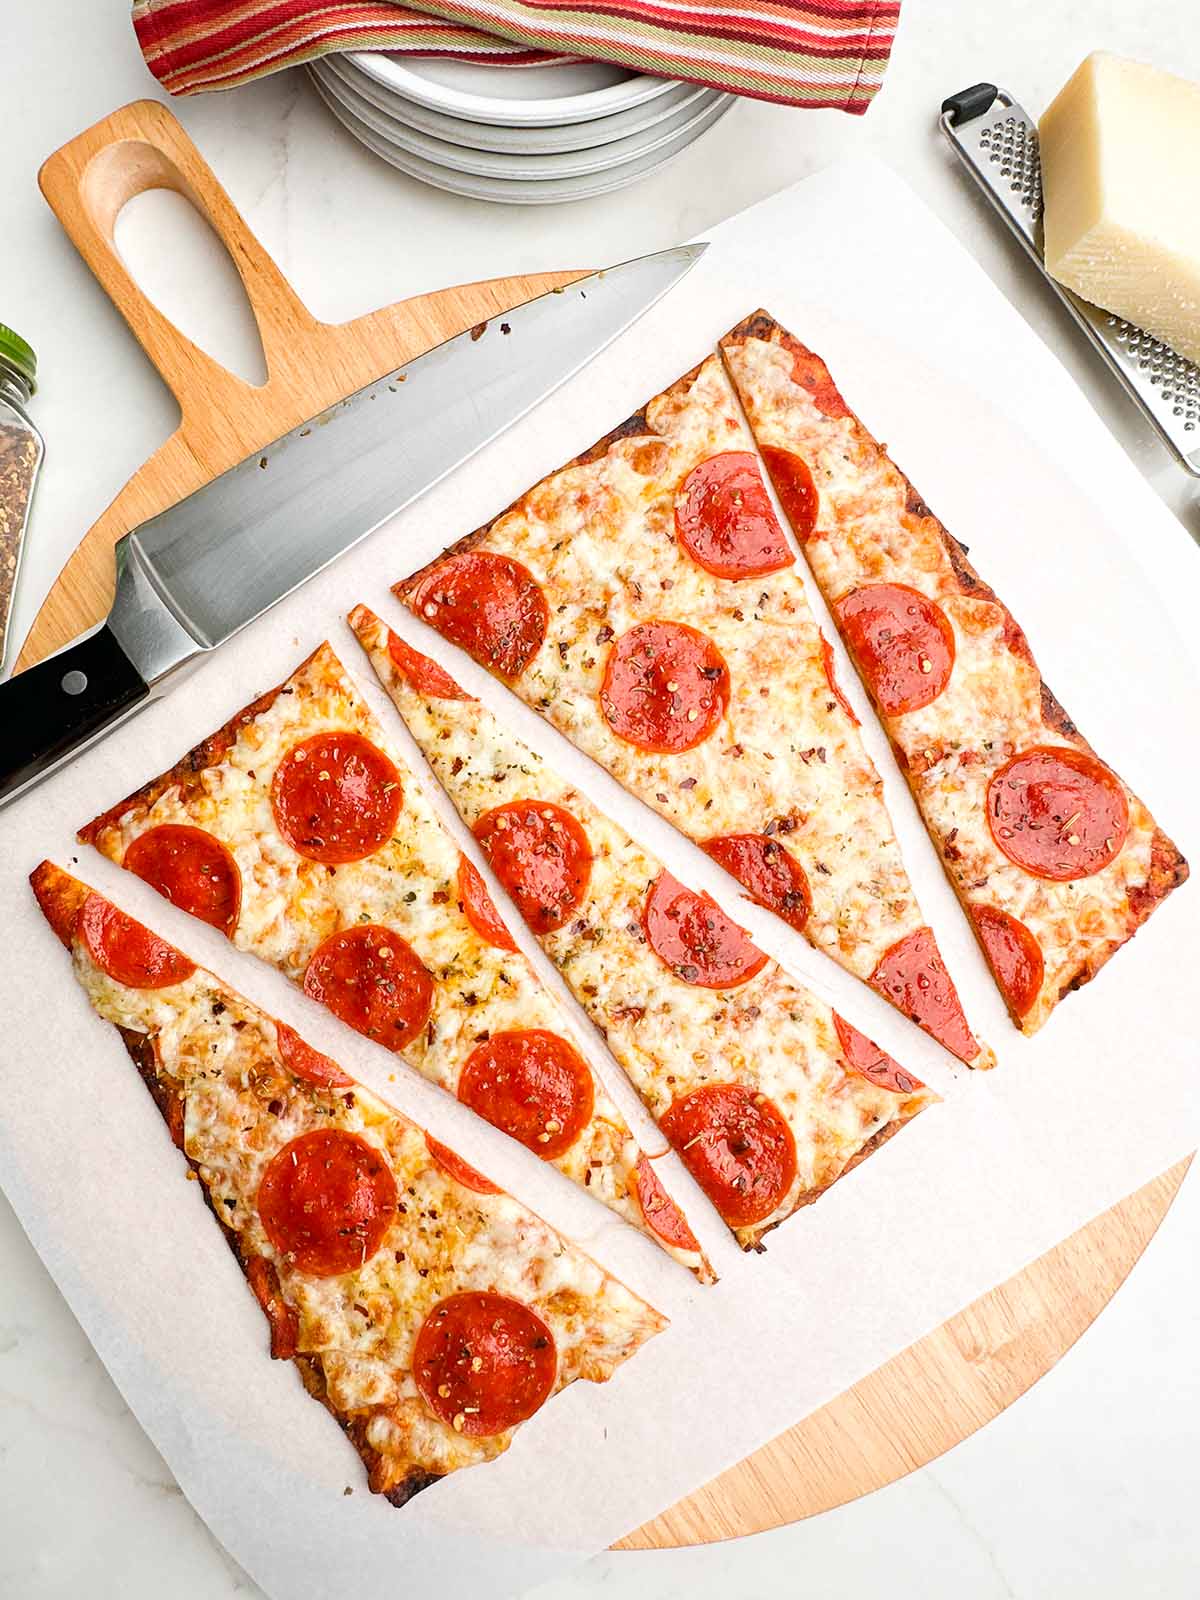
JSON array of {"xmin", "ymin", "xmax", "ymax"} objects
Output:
[{"xmin": 0, "ymin": 246, "xmax": 703, "ymax": 810}]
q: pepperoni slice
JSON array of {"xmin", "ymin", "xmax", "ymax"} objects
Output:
[
  {"xmin": 124, "ymin": 824, "xmax": 241, "ymax": 936},
  {"xmin": 674, "ymin": 452, "xmax": 792, "ymax": 580},
  {"xmin": 407, "ymin": 552, "xmax": 548, "ymax": 679},
  {"xmin": 303, "ymin": 925, "xmax": 433, "ymax": 1051},
  {"xmin": 387, "ymin": 629, "xmax": 473, "ymax": 700},
  {"xmin": 257, "ymin": 1129, "xmax": 396, "ymax": 1277},
  {"xmin": 870, "ymin": 926, "xmax": 979, "ymax": 1063},
  {"xmin": 456, "ymin": 854, "xmax": 518, "ymax": 953},
  {"xmin": 643, "ymin": 871, "xmax": 768, "ymax": 989},
  {"xmin": 788, "ymin": 345, "xmax": 850, "ymax": 418},
  {"xmin": 425, "ymin": 1134, "xmax": 501, "ymax": 1196},
  {"xmin": 634, "ymin": 1156, "xmax": 700, "ymax": 1251},
  {"xmin": 661, "ymin": 1084, "xmax": 796, "ymax": 1229},
  {"xmin": 703, "ymin": 834, "xmax": 811, "ymax": 933},
  {"xmin": 760, "ymin": 446, "xmax": 819, "ymax": 541},
  {"xmin": 972, "ymin": 906, "xmax": 1045, "ymax": 1019},
  {"xmin": 819, "ymin": 631, "xmax": 859, "ymax": 724},
  {"xmin": 600, "ymin": 622, "xmax": 729, "ymax": 754},
  {"xmin": 458, "ymin": 1030, "xmax": 593, "ymax": 1160},
  {"xmin": 832, "ymin": 1013, "xmax": 924, "ymax": 1095},
  {"xmin": 414, "ymin": 1291, "xmax": 556, "ymax": 1437},
  {"xmin": 78, "ymin": 894, "xmax": 195, "ymax": 990},
  {"xmin": 987, "ymin": 746, "xmax": 1128, "ymax": 882},
  {"xmin": 835, "ymin": 584, "xmax": 955, "ymax": 716},
  {"xmin": 275, "ymin": 1021, "xmax": 354, "ymax": 1089},
  {"xmin": 473, "ymin": 801, "xmax": 592, "ymax": 935},
  {"xmin": 271, "ymin": 731, "xmax": 402, "ymax": 866}
]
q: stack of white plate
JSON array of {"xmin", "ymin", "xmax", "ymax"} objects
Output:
[{"xmin": 308, "ymin": 52, "xmax": 733, "ymax": 203}]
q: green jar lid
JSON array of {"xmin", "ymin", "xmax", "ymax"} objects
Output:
[{"xmin": 0, "ymin": 324, "xmax": 36, "ymax": 392}]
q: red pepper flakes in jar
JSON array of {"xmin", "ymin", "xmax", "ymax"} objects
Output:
[{"xmin": 0, "ymin": 324, "xmax": 43, "ymax": 672}]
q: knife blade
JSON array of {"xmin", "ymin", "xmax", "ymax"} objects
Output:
[{"xmin": 0, "ymin": 244, "xmax": 704, "ymax": 810}]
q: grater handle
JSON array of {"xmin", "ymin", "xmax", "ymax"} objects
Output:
[{"xmin": 939, "ymin": 85, "xmax": 1200, "ymax": 479}]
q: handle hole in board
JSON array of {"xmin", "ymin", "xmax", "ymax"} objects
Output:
[
  {"xmin": 113, "ymin": 188, "xmax": 268, "ymax": 386},
  {"xmin": 62, "ymin": 670, "xmax": 88, "ymax": 696}
]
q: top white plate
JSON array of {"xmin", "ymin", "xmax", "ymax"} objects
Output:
[
  {"xmin": 348, "ymin": 51, "xmax": 678, "ymax": 126},
  {"xmin": 330, "ymin": 54, "xmax": 707, "ymax": 153}
]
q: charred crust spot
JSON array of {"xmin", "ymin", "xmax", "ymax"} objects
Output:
[
  {"xmin": 384, "ymin": 1469, "xmax": 444, "ymax": 1508},
  {"xmin": 1038, "ymin": 680, "xmax": 1078, "ymax": 740},
  {"xmin": 1052, "ymin": 938, "xmax": 1123, "ymax": 1009},
  {"xmin": 719, "ymin": 308, "xmax": 782, "ymax": 348},
  {"xmin": 1032, "ymin": 830, "xmax": 1188, "ymax": 1031},
  {"xmin": 573, "ymin": 408, "xmax": 651, "ymax": 465},
  {"xmin": 905, "ymin": 486, "xmax": 932, "ymax": 520},
  {"xmin": 118, "ymin": 1025, "xmax": 181, "ymax": 1138},
  {"xmin": 1127, "ymin": 829, "xmax": 1189, "ymax": 923},
  {"xmin": 292, "ymin": 1353, "xmax": 448, "ymax": 1507},
  {"xmin": 899, "ymin": 486, "xmax": 1046, "ymax": 677},
  {"xmin": 941, "ymin": 530, "xmax": 991, "ymax": 598}
]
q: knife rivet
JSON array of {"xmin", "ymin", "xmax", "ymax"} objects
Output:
[{"xmin": 62, "ymin": 670, "xmax": 88, "ymax": 696}]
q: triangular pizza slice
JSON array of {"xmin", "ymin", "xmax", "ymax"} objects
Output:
[
  {"xmin": 31, "ymin": 863, "xmax": 665, "ymax": 1505},
  {"xmin": 392, "ymin": 351, "xmax": 991, "ymax": 1069},
  {"xmin": 78, "ymin": 643, "xmax": 709, "ymax": 1277},
  {"xmin": 351, "ymin": 606, "xmax": 938, "ymax": 1251},
  {"xmin": 720, "ymin": 311, "xmax": 1188, "ymax": 1035}
]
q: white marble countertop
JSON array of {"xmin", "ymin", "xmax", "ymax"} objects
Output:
[{"xmin": 2, "ymin": 1, "xmax": 1197, "ymax": 1594}]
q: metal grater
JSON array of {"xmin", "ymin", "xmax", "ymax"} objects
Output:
[{"xmin": 939, "ymin": 83, "xmax": 1200, "ymax": 478}]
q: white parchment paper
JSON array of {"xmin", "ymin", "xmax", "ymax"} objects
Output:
[{"xmin": 1, "ymin": 159, "xmax": 1197, "ymax": 1599}]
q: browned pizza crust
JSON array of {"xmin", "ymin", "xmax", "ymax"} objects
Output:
[
  {"xmin": 906, "ymin": 510, "xmax": 1189, "ymax": 956},
  {"xmin": 746, "ymin": 1110, "xmax": 914, "ymax": 1251},
  {"xmin": 30, "ymin": 858, "xmax": 86, "ymax": 947},
  {"xmin": 35, "ymin": 861, "xmax": 668, "ymax": 1506},
  {"xmin": 123, "ymin": 1015, "xmax": 423, "ymax": 1498},
  {"xmin": 76, "ymin": 651, "xmax": 320, "ymax": 846},
  {"xmin": 723, "ymin": 309, "xmax": 789, "ymax": 348},
  {"xmin": 130, "ymin": 1010, "xmax": 441, "ymax": 1504},
  {"xmin": 294, "ymin": 1352, "xmax": 444, "ymax": 1507},
  {"xmin": 32, "ymin": 860, "xmax": 444, "ymax": 1506},
  {"xmin": 721, "ymin": 311, "xmax": 1189, "ymax": 1030},
  {"xmin": 394, "ymin": 359, "xmax": 710, "ymax": 601}
]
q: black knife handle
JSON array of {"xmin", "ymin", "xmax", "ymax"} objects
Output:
[{"xmin": 0, "ymin": 627, "xmax": 149, "ymax": 805}]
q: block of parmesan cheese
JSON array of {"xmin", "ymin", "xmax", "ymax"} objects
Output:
[{"xmin": 1039, "ymin": 52, "xmax": 1200, "ymax": 364}]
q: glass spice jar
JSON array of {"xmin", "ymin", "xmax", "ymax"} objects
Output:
[{"xmin": 0, "ymin": 324, "xmax": 43, "ymax": 673}]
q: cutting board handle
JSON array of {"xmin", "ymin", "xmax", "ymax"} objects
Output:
[
  {"xmin": 38, "ymin": 99, "xmax": 320, "ymax": 415},
  {"xmin": 20, "ymin": 102, "xmax": 585, "ymax": 673}
]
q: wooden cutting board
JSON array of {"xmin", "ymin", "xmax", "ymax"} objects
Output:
[{"xmin": 18, "ymin": 99, "xmax": 1189, "ymax": 1551}]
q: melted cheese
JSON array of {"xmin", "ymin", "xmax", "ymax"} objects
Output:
[
  {"xmin": 84, "ymin": 643, "xmax": 690, "ymax": 1259},
  {"xmin": 724, "ymin": 331, "xmax": 1175, "ymax": 1033},
  {"xmin": 57, "ymin": 885, "xmax": 662, "ymax": 1496},
  {"xmin": 353, "ymin": 608, "xmax": 937, "ymax": 1250},
  {"xmin": 413, "ymin": 356, "xmax": 928, "ymax": 989}
]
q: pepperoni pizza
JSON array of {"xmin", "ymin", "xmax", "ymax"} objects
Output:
[
  {"xmin": 31, "ymin": 862, "xmax": 665, "ymax": 1505},
  {"xmin": 351, "ymin": 606, "xmax": 937, "ymax": 1250},
  {"xmin": 77, "ymin": 643, "xmax": 709, "ymax": 1276},
  {"xmin": 392, "ymin": 354, "xmax": 991, "ymax": 1070},
  {"xmin": 720, "ymin": 311, "xmax": 1188, "ymax": 1033}
]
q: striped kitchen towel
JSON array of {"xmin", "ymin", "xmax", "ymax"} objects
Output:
[{"xmin": 133, "ymin": 0, "xmax": 901, "ymax": 110}]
